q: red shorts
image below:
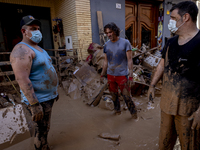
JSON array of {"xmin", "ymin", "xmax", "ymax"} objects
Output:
[{"xmin": 107, "ymin": 74, "xmax": 130, "ymax": 94}]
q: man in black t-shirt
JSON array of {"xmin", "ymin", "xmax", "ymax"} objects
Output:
[{"xmin": 148, "ymin": 1, "xmax": 200, "ymax": 149}]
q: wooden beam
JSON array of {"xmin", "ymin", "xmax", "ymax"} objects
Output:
[
  {"xmin": 0, "ymin": 71, "xmax": 14, "ymax": 76},
  {"xmin": 132, "ymin": 47, "xmax": 159, "ymax": 59},
  {"xmin": 0, "ymin": 61, "xmax": 11, "ymax": 66},
  {"xmin": 97, "ymin": 11, "xmax": 105, "ymax": 46},
  {"xmin": 45, "ymin": 49, "xmax": 75, "ymax": 52},
  {"xmin": 0, "ymin": 80, "xmax": 18, "ymax": 86},
  {"xmin": 0, "ymin": 52, "xmax": 11, "ymax": 55}
]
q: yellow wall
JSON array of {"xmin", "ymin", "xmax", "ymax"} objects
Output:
[
  {"xmin": 54, "ymin": 0, "xmax": 92, "ymax": 60},
  {"xmin": 0, "ymin": 0, "xmax": 92, "ymax": 60},
  {"xmin": 75, "ymin": 0, "xmax": 92, "ymax": 60}
]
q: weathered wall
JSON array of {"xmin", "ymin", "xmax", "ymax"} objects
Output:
[{"xmin": 90, "ymin": 0, "xmax": 126, "ymax": 45}]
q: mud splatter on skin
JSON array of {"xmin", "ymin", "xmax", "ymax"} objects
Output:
[
  {"xmin": 13, "ymin": 107, "xmax": 16, "ymax": 115},
  {"xmin": 11, "ymin": 46, "xmax": 29, "ymax": 60},
  {"xmin": 20, "ymin": 111, "xmax": 24, "ymax": 123},
  {"xmin": 2, "ymin": 108, "xmax": 8, "ymax": 118}
]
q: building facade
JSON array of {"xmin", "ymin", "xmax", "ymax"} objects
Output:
[
  {"xmin": 0, "ymin": 0, "xmax": 198, "ymax": 60},
  {"xmin": 0, "ymin": 0, "xmax": 92, "ymax": 60}
]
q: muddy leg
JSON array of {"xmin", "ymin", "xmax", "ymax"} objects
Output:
[
  {"xmin": 159, "ymin": 111, "xmax": 177, "ymax": 150},
  {"xmin": 121, "ymin": 86, "xmax": 137, "ymax": 116},
  {"xmin": 34, "ymin": 99, "xmax": 54, "ymax": 150},
  {"xmin": 107, "ymin": 75, "xmax": 120, "ymax": 114},
  {"xmin": 117, "ymin": 77, "xmax": 137, "ymax": 117},
  {"xmin": 174, "ymin": 115, "xmax": 199, "ymax": 150},
  {"xmin": 110, "ymin": 92, "xmax": 121, "ymax": 113}
]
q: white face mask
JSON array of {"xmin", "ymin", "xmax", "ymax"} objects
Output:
[{"xmin": 168, "ymin": 19, "xmax": 185, "ymax": 33}]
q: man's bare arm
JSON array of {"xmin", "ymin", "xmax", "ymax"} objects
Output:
[
  {"xmin": 150, "ymin": 58, "xmax": 165, "ymax": 86},
  {"xmin": 101, "ymin": 53, "xmax": 108, "ymax": 76},
  {"xmin": 10, "ymin": 45, "xmax": 39, "ymax": 105},
  {"xmin": 126, "ymin": 50, "xmax": 133, "ymax": 77}
]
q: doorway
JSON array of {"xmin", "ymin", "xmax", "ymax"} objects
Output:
[
  {"xmin": 0, "ymin": 3, "xmax": 54, "ymax": 54},
  {"xmin": 125, "ymin": 1, "xmax": 160, "ymax": 48}
]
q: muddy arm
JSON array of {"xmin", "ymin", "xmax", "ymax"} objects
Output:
[
  {"xmin": 10, "ymin": 45, "xmax": 39, "ymax": 105},
  {"xmin": 150, "ymin": 58, "xmax": 164, "ymax": 86},
  {"xmin": 101, "ymin": 53, "xmax": 108, "ymax": 76},
  {"xmin": 126, "ymin": 50, "xmax": 133, "ymax": 77}
]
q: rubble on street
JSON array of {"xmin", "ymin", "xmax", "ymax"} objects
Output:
[
  {"xmin": 0, "ymin": 42, "xmax": 164, "ymax": 149},
  {"xmin": 61, "ymin": 43, "xmax": 163, "ymax": 108}
]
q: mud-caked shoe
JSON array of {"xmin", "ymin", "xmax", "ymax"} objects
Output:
[
  {"xmin": 131, "ymin": 112, "xmax": 138, "ymax": 120},
  {"xmin": 112, "ymin": 110, "xmax": 121, "ymax": 115}
]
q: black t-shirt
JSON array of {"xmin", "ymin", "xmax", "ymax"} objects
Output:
[
  {"xmin": 160, "ymin": 31, "xmax": 200, "ymax": 116},
  {"xmin": 162, "ymin": 31, "xmax": 200, "ymax": 83}
]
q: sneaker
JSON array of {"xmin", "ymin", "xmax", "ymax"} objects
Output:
[
  {"xmin": 113, "ymin": 110, "xmax": 121, "ymax": 115},
  {"xmin": 131, "ymin": 113, "xmax": 138, "ymax": 119}
]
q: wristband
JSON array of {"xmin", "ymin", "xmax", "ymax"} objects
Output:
[
  {"xmin": 129, "ymin": 77, "xmax": 133, "ymax": 81},
  {"xmin": 150, "ymin": 85, "xmax": 155, "ymax": 88},
  {"xmin": 30, "ymin": 102, "xmax": 39, "ymax": 106}
]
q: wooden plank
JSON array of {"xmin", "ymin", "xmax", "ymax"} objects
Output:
[
  {"xmin": 0, "ymin": 71, "xmax": 14, "ymax": 76},
  {"xmin": 0, "ymin": 80, "xmax": 18, "ymax": 86},
  {"xmin": 0, "ymin": 52, "xmax": 11, "ymax": 55},
  {"xmin": 0, "ymin": 61, "xmax": 10, "ymax": 66},
  {"xmin": 59, "ymin": 63, "xmax": 72, "ymax": 69},
  {"xmin": 97, "ymin": 11, "xmax": 105, "ymax": 46},
  {"xmin": 87, "ymin": 82, "xmax": 108, "ymax": 106},
  {"xmin": 45, "ymin": 49, "xmax": 75, "ymax": 52},
  {"xmin": 132, "ymin": 47, "xmax": 159, "ymax": 59}
]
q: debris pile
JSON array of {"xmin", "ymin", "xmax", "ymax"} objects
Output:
[{"xmin": 61, "ymin": 43, "xmax": 162, "ymax": 109}]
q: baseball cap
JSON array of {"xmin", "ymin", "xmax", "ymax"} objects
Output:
[{"xmin": 20, "ymin": 15, "xmax": 41, "ymax": 28}]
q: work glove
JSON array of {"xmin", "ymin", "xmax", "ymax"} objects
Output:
[
  {"xmin": 128, "ymin": 76, "xmax": 135, "ymax": 87},
  {"xmin": 188, "ymin": 108, "xmax": 200, "ymax": 130},
  {"xmin": 30, "ymin": 103, "xmax": 44, "ymax": 122},
  {"xmin": 147, "ymin": 85, "xmax": 155, "ymax": 102}
]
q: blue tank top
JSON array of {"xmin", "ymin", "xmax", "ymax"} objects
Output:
[{"xmin": 19, "ymin": 42, "xmax": 59, "ymax": 104}]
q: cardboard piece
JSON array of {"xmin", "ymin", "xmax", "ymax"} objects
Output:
[
  {"xmin": 87, "ymin": 81, "xmax": 108, "ymax": 106},
  {"xmin": 0, "ymin": 104, "xmax": 31, "ymax": 149},
  {"xmin": 92, "ymin": 49, "xmax": 105, "ymax": 71},
  {"xmin": 74, "ymin": 62, "xmax": 98, "ymax": 86},
  {"xmin": 87, "ymin": 43, "xmax": 103, "ymax": 54},
  {"xmin": 67, "ymin": 79, "xmax": 82, "ymax": 100}
]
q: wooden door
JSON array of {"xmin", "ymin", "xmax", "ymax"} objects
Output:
[
  {"xmin": 125, "ymin": 1, "xmax": 158, "ymax": 48},
  {"xmin": 125, "ymin": 2, "xmax": 137, "ymax": 47}
]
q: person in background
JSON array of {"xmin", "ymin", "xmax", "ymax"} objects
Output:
[{"xmin": 101, "ymin": 22, "xmax": 137, "ymax": 119}]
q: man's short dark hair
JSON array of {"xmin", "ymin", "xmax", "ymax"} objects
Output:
[
  {"xmin": 170, "ymin": 1, "xmax": 198, "ymax": 23},
  {"xmin": 104, "ymin": 22, "xmax": 120, "ymax": 36}
]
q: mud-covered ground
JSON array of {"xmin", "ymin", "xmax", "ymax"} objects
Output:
[{"xmin": 5, "ymin": 87, "xmax": 180, "ymax": 150}]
